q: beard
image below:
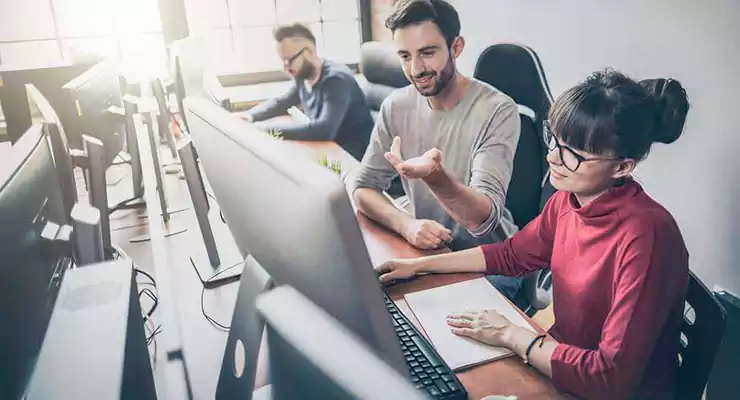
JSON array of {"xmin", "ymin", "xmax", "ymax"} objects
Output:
[
  {"xmin": 295, "ymin": 59, "xmax": 316, "ymax": 81},
  {"xmin": 412, "ymin": 54, "xmax": 456, "ymax": 97}
]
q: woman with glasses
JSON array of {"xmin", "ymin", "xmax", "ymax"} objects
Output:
[{"xmin": 376, "ymin": 70, "xmax": 690, "ymax": 400}]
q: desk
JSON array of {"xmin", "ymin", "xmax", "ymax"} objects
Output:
[
  {"xmin": 112, "ymin": 118, "xmax": 565, "ymax": 398},
  {"xmin": 294, "ymin": 140, "xmax": 566, "ymax": 400}
]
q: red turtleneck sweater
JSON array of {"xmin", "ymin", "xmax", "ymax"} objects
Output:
[{"xmin": 482, "ymin": 179, "xmax": 688, "ymax": 400}]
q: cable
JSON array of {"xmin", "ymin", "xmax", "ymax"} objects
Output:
[
  {"xmin": 135, "ymin": 268, "xmax": 157, "ymax": 287},
  {"xmin": 139, "ymin": 288, "xmax": 159, "ymax": 319},
  {"xmin": 147, "ymin": 325, "xmax": 163, "ymax": 344},
  {"xmin": 199, "ymin": 262, "xmax": 242, "ymax": 332}
]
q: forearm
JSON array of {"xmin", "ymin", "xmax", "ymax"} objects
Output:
[
  {"xmin": 247, "ymin": 99, "xmax": 289, "ymax": 122},
  {"xmin": 354, "ymin": 188, "xmax": 413, "ymax": 235},
  {"xmin": 502, "ymin": 325, "xmax": 557, "ymax": 378},
  {"xmin": 412, "ymin": 247, "xmax": 487, "ymax": 274},
  {"xmin": 248, "ymin": 86, "xmax": 299, "ymax": 122},
  {"xmin": 422, "ymin": 167, "xmax": 493, "ymax": 231}
]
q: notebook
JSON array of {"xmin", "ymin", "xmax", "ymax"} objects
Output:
[{"xmin": 404, "ymin": 277, "xmax": 537, "ymax": 371}]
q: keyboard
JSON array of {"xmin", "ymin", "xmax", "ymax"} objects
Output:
[{"xmin": 384, "ymin": 293, "xmax": 467, "ymax": 399}]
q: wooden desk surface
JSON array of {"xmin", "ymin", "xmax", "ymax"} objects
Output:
[
  {"xmin": 114, "ymin": 118, "xmax": 565, "ymax": 399},
  {"xmin": 292, "ymin": 140, "xmax": 566, "ymax": 400}
]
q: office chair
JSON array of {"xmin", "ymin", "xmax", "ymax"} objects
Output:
[
  {"xmin": 358, "ymin": 41, "xmax": 410, "ymax": 122},
  {"xmin": 358, "ymin": 41, "xmax": 410, "ymax": 199},
  {"xmin": 675, "ymin": 272, "xmax": 727, "ymax": 400},
  {"xmin": 473, "ymin": 43, "xmax": 555, "ymax": 314}
]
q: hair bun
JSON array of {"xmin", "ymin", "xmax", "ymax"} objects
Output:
[{"xmin": 640, "ymin": 78, "xmax": 690, "ymax": 144}]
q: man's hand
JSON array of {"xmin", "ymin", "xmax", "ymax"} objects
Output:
[
  {"xmin": 446, "ymin": 310, "xmax": 515, "ymax": 348},
  {"xmin": 375, "ymin": 259, "xmax": 421, "ymax": 285},
  {"xmin": 401, "ymin": 218, "xmax": 452, "ymax": 250},
  {"xmin": 385, "ymin": 136, "xmax": 444, "ymax": 180}
]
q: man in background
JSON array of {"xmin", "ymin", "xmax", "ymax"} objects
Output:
[{"xmin": 241, "ymin": 23, "xmax": 374, "ymax": 161}]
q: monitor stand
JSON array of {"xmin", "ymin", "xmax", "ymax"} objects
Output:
[
  {"xmin": 216, "ymin": 255, "xmax": 274, "ymax": 400},
  {"xmin": 178, "ymin": 138, "xmax": 242, "ymax": 284}
]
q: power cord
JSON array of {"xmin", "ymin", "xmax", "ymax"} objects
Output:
[
  {"xmin": 200, "ymin": 262, "xmax": 242, "ymax": 332},
  {"xmin": 139, "ymin": 288, "xmax": 158, "ymax": 319}
]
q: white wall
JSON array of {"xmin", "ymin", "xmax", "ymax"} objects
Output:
[{"xmin": 449, "ymin": 0, "xmax": 740, "ymax": 294}]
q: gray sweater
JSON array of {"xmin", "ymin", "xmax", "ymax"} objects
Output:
[
  {"xmin": 353, "ymin": 79, "xmax": 520, "ymax": 250},
  {"xmin": 248, "ymin": 60, "xmax": 374, "ymax": 160}
]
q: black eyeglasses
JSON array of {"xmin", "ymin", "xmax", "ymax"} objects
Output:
[
  {"xmin": 542, "ymin": 120, "xmax": 622, "ymax": 172},
  {"xmin": 282, "ymin": 47, "xmax": 308, "ymax": 69}
]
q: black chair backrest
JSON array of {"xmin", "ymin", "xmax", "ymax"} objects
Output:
[
  {"xmin": 474, "ymin": 43, "xmax": 554, "ymax": 228},
  {"xmin": 359, "ymin": 41, "xmax": 409, "ymax": 112},
  {"xmin": 676, "ymin": 272, "xmax": 727, "ymax": 400}
]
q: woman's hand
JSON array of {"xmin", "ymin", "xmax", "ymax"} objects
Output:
[
  {"xmin": 375, "ymin": 259, "xmax": 422, "ymax": 285},
  {"xmin": 446, "ymin": 310, "xmax": 515, "ymax": 348}
]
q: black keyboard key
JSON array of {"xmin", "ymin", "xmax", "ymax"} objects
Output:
[
  {"xmin": 405, "ymin": 356, "xmax": 414, "ymax": 362},
  {"xmin": 410, "ymin": 336, "xmax": 442, "ymax": 367},
  {"xmin": 447, "ymin": 381, "xmax": 460, "ymax": 392},
  {"xmin": 441, "ymin": 374, "xmax": 453, "ymax": 383},
  {"xmin": 419, "ymin": 373, "xmax": 429, "ymax": 380},
  {"xmin": 428, "ymin": 387, "xmax": 441, "ymax": 397},
  {"xmin": 435, "ymin": 367, "xmax": 447, "ymax": 374},
  {"xmin": 401, "ymin": 324, "xmax": 411, "ymax": 330},
  {"xmin": 434, "ymin": 379, "xmax": 450, "ymax": 394},
  {"xmin": 414, "ymin": 367, "xmax": 424, "ymax": 373},
  {"xmin": 422, "ymin": 379, "xmax": 432, "ymax": 386},
  {"xmin": 409, "ymin": 361, "xmax": 420, "ymax": 368},
  {"xmin": 430, "ymin": 373, "xmax": 440, "ymax": 380},
  {"xmin": 398, "ymin": 331, "xmax": 408, "ymax": 338},
  {"xmin": 411, "ymin": 376, "xmax": 419, "ymax": 383},
  {"xmin": 425, "ymin": 368, "xmax": 435, "ymax": 375},
  {"xmin": 412, "ymin": 351, "xmax": 422, "ymax": 357},
  {"xmin": 421, "ymin": 362, "xmax": 431, "ymax": 368},
  {"xmin": 415, "ymin": 383, "xmax": 424, "ymax": 390}
]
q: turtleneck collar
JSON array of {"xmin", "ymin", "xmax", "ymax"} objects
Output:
[{"xmin": 567, "ymin": 178, "xmax": 642, "ymax": 222}]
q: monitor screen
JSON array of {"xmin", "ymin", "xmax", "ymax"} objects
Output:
[
  {"xmin": 62, "ymin": 61, "xmax": 125, "ymax": 167},
  {"xmin": 0, "ymin": 125, "xmax": 73, "ymax": 399}
]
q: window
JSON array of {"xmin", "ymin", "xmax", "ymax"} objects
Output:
[
  {"xmin": 0, "ymin": 0, "xmax": 166, "ymax": 77},
  {"xmin": 184, "ymin": 0, "xmax": 363, "ymax": 74}
]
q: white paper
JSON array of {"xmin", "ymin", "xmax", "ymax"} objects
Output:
[{"xmin": 404, "ymin": 278, "xmax": 536, "ymax": 371}]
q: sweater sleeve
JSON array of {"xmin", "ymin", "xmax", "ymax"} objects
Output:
[
  {"xmin": 247, "ymin": 83, "xmax": 300, "ymax": 122},
  {"xmin": 467, "ymin": 100, "xmax": 520, "ymax": 237},
  {"xmin": 254, "ymin": 77, "xmax": 350, "ymax": 141},
  {"xmin": 481, "ymin": 192, "xmax": 561, "ymax": 277},
  {"xmin": 550, "ymin": 217, "xmax": 688, "ymax": 400}
]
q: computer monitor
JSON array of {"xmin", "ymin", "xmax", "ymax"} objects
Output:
[
  {"xmin": 184, "ymin": 98, "xmax": 406, "ymax": 392},
  {"xmin": 152, "ymin": 78, "xmax": 178, "ymax": 160},
  {"xmin": 0, "ymin": 124, "xmax": 73, "ymax": 399},
  {"xmin": 62, "ymin": 60, "xmax": 125, "ymax": 168},
  {"xmin": 171, "ymin": 53, "xmax": 190, "ymax": 133},
  {"xmin": 25, "ymin": 84, "xmax": 78, "ymax": 219},
  {"xmin": 0, "ymin": 58, "xmax": 100, "ymax": 145},
  {"xmin": 177, "ymin": 137, "xmax": 242, "ymax": 283},
  {"xmin": 258, "ymin": 286, "xmax": 426, "ymax": 400}
]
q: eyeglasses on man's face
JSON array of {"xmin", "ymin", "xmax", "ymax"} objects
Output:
[{"xmin": 282, "ymin": 47, "xmax": 308, "ymax": 70}]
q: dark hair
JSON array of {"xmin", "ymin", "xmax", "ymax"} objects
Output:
[
  {"xmin": 385, "ymin": 0, "xmax": 460, "ymax": 47},
  {"xmin": 549, "ymin": 69, "xmax": 689, "ymax": 161},
  {"xmin": 273, "ymin": 23, "xmax": 316, "ymax": 44}
]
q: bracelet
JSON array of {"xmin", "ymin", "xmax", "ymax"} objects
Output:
[{"xmin": 523, "ymin": 334, "xmax": 547, "ymax": 365}]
